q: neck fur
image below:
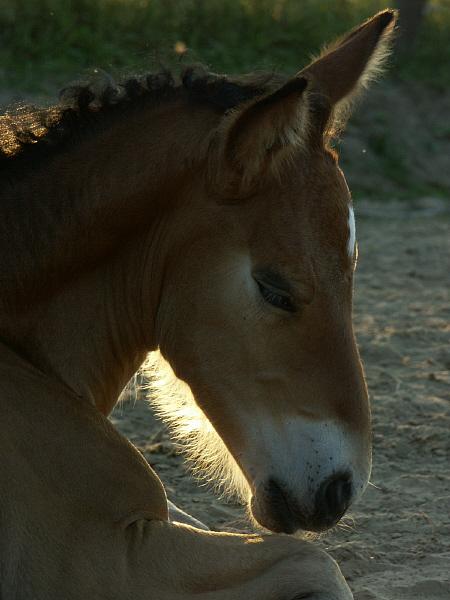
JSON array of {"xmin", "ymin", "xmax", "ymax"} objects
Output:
[
  {"xmin": 4, "ymin": 215, "xmax": 171, "ymax": 415},
  {"xmin": 0, "ymin": 97, "xmax": 217, "ymax": 315}
]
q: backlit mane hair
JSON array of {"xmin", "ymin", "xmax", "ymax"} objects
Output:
[
  {"xmin": 141, "ymin": 351, "xmax": 251, "ymax": 503},
  {"xmin": 0, "ymin": 66, "xmax": 281, "ymax": 183}
]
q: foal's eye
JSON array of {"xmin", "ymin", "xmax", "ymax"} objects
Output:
[{"xmin": 256, "ymin": 280, "xmax": 296, "ymax": 313}]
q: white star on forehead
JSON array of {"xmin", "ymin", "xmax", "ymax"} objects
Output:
[{"xmin": 347, "ymin": 205, "xmax": 356, "ymax": 258}]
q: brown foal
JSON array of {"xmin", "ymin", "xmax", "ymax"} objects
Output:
[{"xmin": 0, "ymin": 10, "xmax": 396, "ymax": 599}]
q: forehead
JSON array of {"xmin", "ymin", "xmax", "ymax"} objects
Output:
[{"xmin": 243, "ymin": 150, "xmax": 354, "ymax": 272}]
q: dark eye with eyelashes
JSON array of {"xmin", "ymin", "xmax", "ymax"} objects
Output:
[{"xmin": 255, "ymin": 279, "xmax": 296, "ymax": 313}]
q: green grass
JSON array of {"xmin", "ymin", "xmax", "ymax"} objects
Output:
[{"xmin": 1, "ymin": 0, "xmax": 449, "ymax": 93}]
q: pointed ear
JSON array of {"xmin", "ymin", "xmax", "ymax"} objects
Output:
[
  {"xmin": 300, "ymin": 9, "xmax": 397, "ymax": 132},
  {"xmin": 220, "ymin": 76, "xmax": 309, "ymax": 195}
]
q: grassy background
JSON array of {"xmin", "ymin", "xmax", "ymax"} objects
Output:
[
  {"xmin": 1, "ymin": 0, "xmax": 449, "ymax": 92},
  {"xmin": 1, "ymin": 0, "xmax": 449, "ymax": 199}
]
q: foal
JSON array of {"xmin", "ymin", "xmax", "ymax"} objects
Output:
[{"xmin": 0, "ymin": 10, "xmax": 395, "ymax": 599}]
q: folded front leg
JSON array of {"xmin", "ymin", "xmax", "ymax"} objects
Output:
[{"xmin": 123, "ymin": 519, "xmax": 353, "ymax": 599}]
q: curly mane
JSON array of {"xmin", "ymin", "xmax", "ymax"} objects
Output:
[{"xmin": 0, "ymin": 67, "xmax": 280, "ymax": 182}]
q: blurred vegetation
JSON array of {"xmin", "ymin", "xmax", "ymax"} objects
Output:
[{"xmin": 1, "ymin": 0, "xmax": 449, "ymax": 93}]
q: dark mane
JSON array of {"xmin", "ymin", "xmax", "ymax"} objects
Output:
[{"xmin": 0, "ymin": 66, "xmax": 281, "ymax": 182}]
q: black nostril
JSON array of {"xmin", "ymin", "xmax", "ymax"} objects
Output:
[
  {"xmin": 263, "ymin": 478, "xmax": 299, "ymax": 534},
  {"xmin": 267, "ymin": 479, "xmax": 293, "ymax": 515},
  {"xmin": 325, "ymin": 475, "xmax": 352, "ymax": 514},
  {"xmin": 316, "ymin": 473, "xmax": 353, "ymax": 525}
]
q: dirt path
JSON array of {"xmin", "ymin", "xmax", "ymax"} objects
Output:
[{"xmin": 111, "ymin": 199, "xmax": 450, "ymax": 600}]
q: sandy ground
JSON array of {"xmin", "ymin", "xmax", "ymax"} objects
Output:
[{"xmin": 111, "ymin": 198, "xmax": 450, "ymax": 600}]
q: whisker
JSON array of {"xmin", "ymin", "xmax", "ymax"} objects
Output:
[{"xmin": 368, "ymin": 481, "xmax": 381, "ymax": 490}]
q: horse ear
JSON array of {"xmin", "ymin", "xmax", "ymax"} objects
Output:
[
  {"xmin": 218, "ymin": 10, "xmax": 396, "ymax": 196},
  {"xmin": 221, "ymin": 76, "xmax": 309, "ymax": 194},
  {"xmin": 300, "ymin": 9, "xmax": 397, "ymax": 131}
]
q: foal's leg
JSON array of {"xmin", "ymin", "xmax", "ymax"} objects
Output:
[
  {"xmin": 123, "ymin": 519, "xmax": 353, "ymax": 599},
  {"xmin": 1, "ymin": 358, "xmax": 351, "ymax": 599},
  {"xmin": 167, "ymin": 499, "xmax": 209, "ymax": 530}
]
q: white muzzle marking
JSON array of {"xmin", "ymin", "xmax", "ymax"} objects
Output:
[{"xmin": 245, "ymin": 418, "xmax": 370, "ymax": 514}]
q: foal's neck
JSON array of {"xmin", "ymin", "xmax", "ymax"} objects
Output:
[
  {"xmin": 15, "ymin": 217, "xmax": 171, "ymax": 414},
  {"xmin": 0, "ymin": 97, "xmax": 216, "ymax": 314},
  {"xmin": 0, "ymin": 95, "xmax": 217, "ymax": 412}
]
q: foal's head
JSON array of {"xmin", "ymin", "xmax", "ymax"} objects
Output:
[{"xmin": 151, "ymin": 11, "xmax": 396, "ymax": 533}]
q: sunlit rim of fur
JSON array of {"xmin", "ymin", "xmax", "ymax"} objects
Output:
[
  {"xmin": 141, "ymin": 350, "xmax": 250, "ymax": 503},
  {"xmin": 317, "ymin": 9, "xmax": 397, "ymax": 138}
]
